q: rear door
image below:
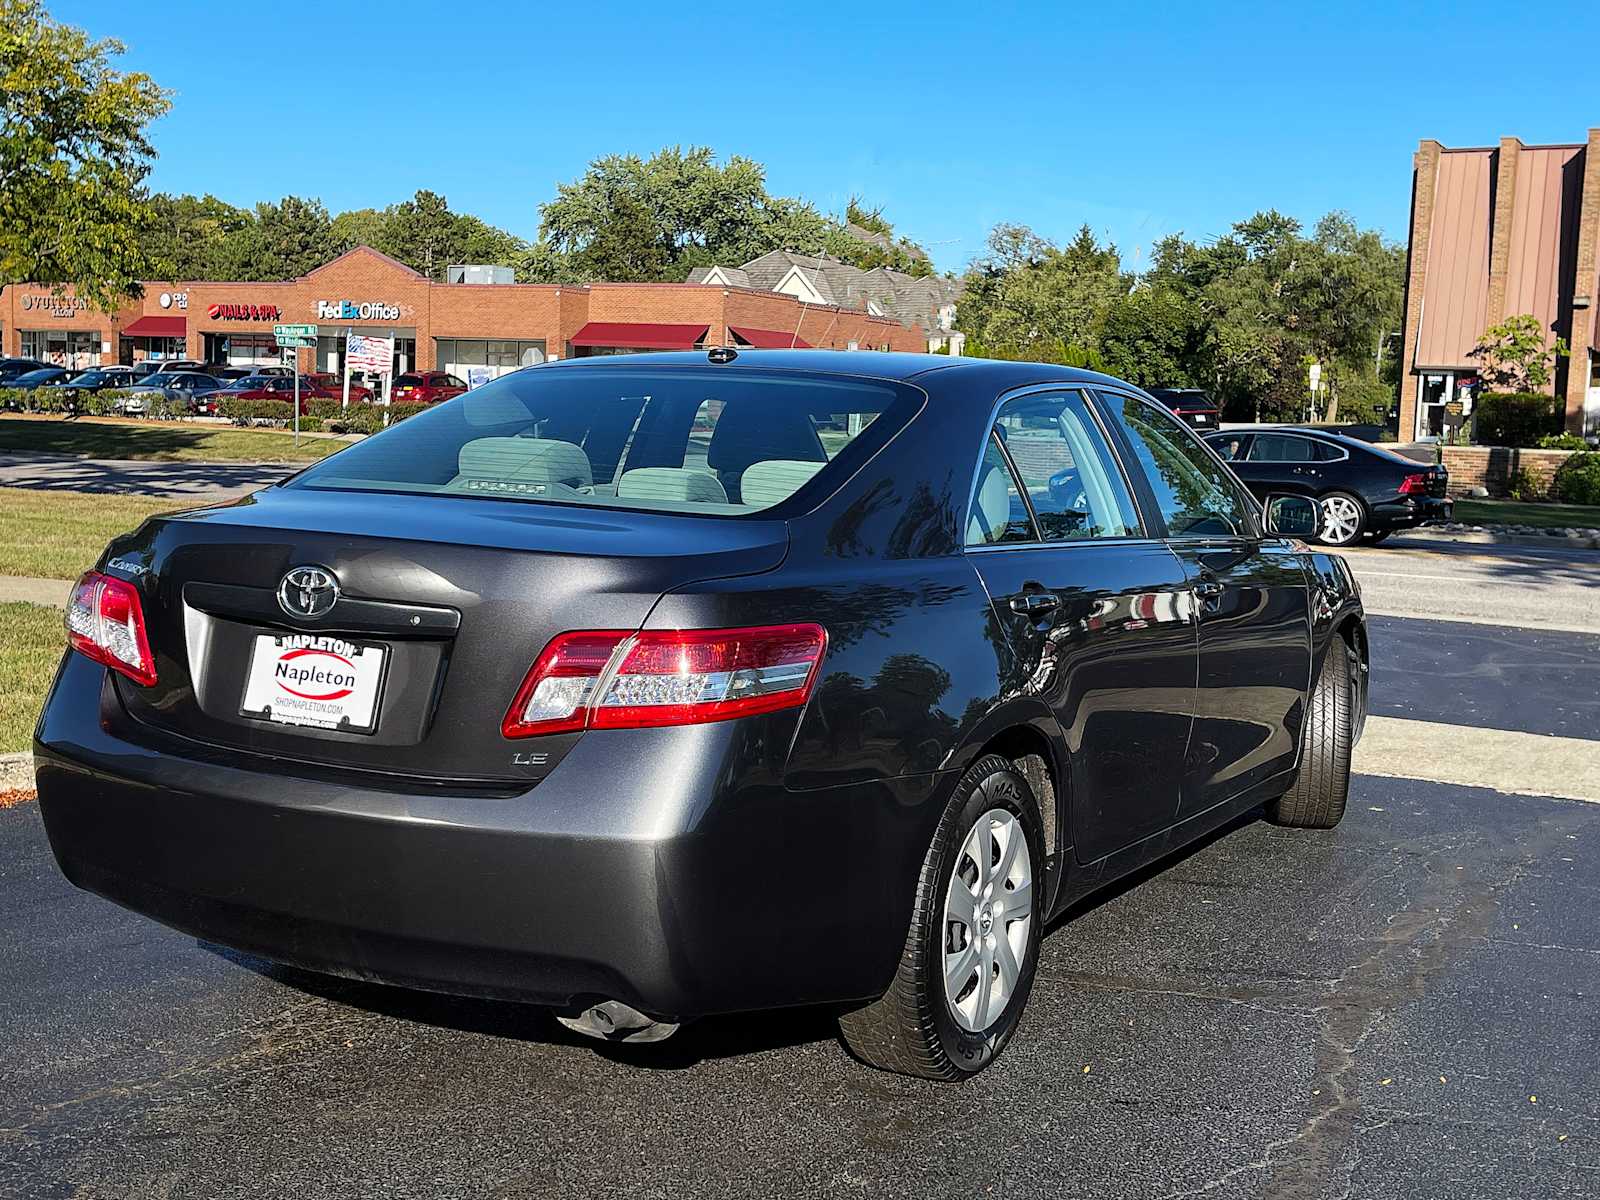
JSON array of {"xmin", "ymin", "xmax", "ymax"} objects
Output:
[
  {"xmin": 965, "ymin": 388, "xmax": 1197, "ymax": 863},
  {"xmin": 1095, "ymin": 391, "xmax": 1312, "ymax": 816}
]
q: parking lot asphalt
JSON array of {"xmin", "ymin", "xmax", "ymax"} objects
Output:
[
  {"xmin": 0, "ymin": 453, "xmax": 294, "ymax": 500},
  {"xmin": 2, "ymin": 770, "xmax": 1594, "ymax": 1200},
  {"xmin": 2, "ymin": 608, "xmax": 1597, "ymax": 1198}
]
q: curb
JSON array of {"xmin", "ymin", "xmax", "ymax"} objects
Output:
[
  {"xmin": 0, "ymin": 752, "xmax": 34, "ymax": 792},
  {"xmin": 1389, "ymin": 529, "xmax": 1600, "ymax": 551}
]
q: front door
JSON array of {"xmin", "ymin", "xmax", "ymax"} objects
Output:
[
  {"xmin": 1094, "ymin": 390, "xmax": 1312, "ymax": 816},
  {"xmin": 1417, "ymin": 373, "xmax": 1452, "ymax": 440},
  {"xmin": 965, "ymin": 390, "xmax": 1197, "ymax": 863}
]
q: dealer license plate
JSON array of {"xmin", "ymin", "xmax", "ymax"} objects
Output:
[{"xmin": 239, "ymin": 633, "xmax": 387, "ymax": 733}]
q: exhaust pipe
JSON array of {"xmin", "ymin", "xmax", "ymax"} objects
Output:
[{"xmin": 556, "ymin": 999, "xmax": 680, "ymax": 1044}]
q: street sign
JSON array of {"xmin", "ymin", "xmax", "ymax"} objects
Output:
[
  {"xmin": 273, "ymin": 323, "xmax": 317, "ymax": 338},
  {"xmin": 275, "ymin": 334, "xmax": 315, "ymax": 348}
]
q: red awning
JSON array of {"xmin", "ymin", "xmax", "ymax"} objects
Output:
[
  {"xmin": 728, "ymin": 326, "xmax": 811, "ymax": 349},
  {"xmin": 122, "ymin": 315, "xmax": 187, "ymax": 338},
  {"xmin": 569, "ymin": 322, "xmax": 709, "ymax": 350}
]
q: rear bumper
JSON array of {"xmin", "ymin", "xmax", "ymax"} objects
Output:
[
  {"xmin": 36, "ymin": 654, "xmax": 944, "ymax": 1019},
  {"xmin": 1372, "ymin": 495, "xmax": 1452, "ymax": 530}
]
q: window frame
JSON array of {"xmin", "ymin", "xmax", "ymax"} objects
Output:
[
  {"xmin": 1090, "ymin": 388, "xmax": 1264, "ymax": 542},
  {"xmin": 962, "ymin": 384, "xmax": 1155, "ymax": 554}
]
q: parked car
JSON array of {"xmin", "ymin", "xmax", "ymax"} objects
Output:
[
  {"xmin": 305, "ymin": 372, "xmax": 372, "ymax": 403},
  {"xmin": 36, "ymin": 366, "xmax": 138, "ymax": 405},
  {"xmin": 0, "ymin": 357, "xmax": 52, "ymax": 383},
  {"xmin": 35, "ymin": 351, "xmax": 1366, "ymax": 1081},
  {"xmin": 208, "ymin": 366, "xmax": 259, "ymax": 382},
  {"xmin": 210, "ymin": 374, "xmax": 315, "ymax": 412},
  {"xmin": 252, "ymin": 366, "xmax": 296, "ymax": 378},
  {"xmin": 391, "ymin": 371, "xmax": 467, "ymax": 404},
  {"xmin": 119, "ymin": 370, "xmax": 226, "ymax": 416},
  {"xmin": 1148, "ymin": 387, "xmax": 1221, "ymax": 430},
  {"xmin": 1205, "ymin": 425, "xmax": 1451, "ymax": 546},
  {"xmin": 9, "ymin": 367, "xmax": 73, "ymax": 390}
]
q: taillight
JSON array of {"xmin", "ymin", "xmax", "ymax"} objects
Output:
[
  {"xmin": 64, "ymin": 571, "xmax": 157, "ymax": 686},
  {"xmin": 502, "ymin": 623, "xmax": 827, "ymax": 738},
  {"xmin": 1398, "ymin": 473, "xmax": 1428, "ymax": 496}
]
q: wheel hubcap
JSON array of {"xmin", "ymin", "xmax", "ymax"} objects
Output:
[
  {"xmin": 943, "ymin": 807, "xmax": 1033, "ymax": 1033},
  {"xmin": 1321, "ymin": 497, "xmax": 1360, "ymax": 544}
]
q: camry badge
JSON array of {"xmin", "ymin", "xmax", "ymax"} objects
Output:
[{"xmin": 277, "ymin": 565, "xmax": 340, "ymax": 620}]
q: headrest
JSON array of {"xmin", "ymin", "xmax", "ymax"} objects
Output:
[
  {"xmin": 616, "ymin": 467, "xmax": 729, "ymax": 504},
  {"xmin": 740, "ymin": 459, "xmax": 826, "ymax": 508}
]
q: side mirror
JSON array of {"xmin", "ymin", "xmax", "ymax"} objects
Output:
[{"xmin": 1263, "ymin": 494, "xmax": 1320, "ymax": 539}]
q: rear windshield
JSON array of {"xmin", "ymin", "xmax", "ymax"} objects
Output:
[
  {"xmin": 1166, "ymin": 393, "xmax": 1215, "ymax": 411},
  {"xmin": 290, "ymin": 366, "xmax": 920, "ymax": 516}
]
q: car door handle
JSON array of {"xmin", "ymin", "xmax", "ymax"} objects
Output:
[
  {"xmin": 1009, "ymin": 593, "xmax": 1060, "ymax": 615},
  {"xmin": 1192, "ymin": 580, "xmax": 1224, "ymax": 599}
]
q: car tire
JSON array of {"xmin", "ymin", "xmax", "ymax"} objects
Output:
[
  {"xmin": 1267, "ymin": 637, "xmax": 1356, "ymax": 829},
  {"xmin": 838, "ymin": 754, "xmax": 1044, "ymax": 1080},
  {"xmin": 1317, "ymin": 491, "xmax": 1366, "ymax": 546}
]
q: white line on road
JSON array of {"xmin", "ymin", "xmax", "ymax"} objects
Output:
[{"xmin": 1354, "ymin": 716, "xmax": 1600, "ymax": 805}]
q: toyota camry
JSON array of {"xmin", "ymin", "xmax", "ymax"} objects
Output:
[{"xmin": 35, "ymin": 350, "xmax": 1367, "ymax": 1080}]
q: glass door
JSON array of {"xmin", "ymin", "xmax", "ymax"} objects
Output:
[{"xmin": 1417, "ymin": 373, "xmax": 1451, "ymax": 440}]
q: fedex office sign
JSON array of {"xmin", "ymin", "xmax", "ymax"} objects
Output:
[{"xmin": 316, "ymin": 300, "xmax": 401, "ymax": 322}]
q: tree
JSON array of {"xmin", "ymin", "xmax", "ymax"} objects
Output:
[
  {"xmin": 956, "ymin": 224, "xmax": 1126, "ymax": 358},
  {"xmin": 527, "ymin": 146, "xmax": 839, "ymax": 283},
  {"xmin": 213, "ymin": 196, "xmax": 336, "ymax": 281},
  {"xmin": 0, "ymin": 0, "xmax": 170, "ymax": 307},
  {"xmin": 144, "ymin": 193, "xmax": 251, "ymax": 279},
  {"xmin": 1470, "ymin": 313, "xmax": 1569, "ymax": 393},
  {"xmin": 374, "ymin": 189, "xmax": 524, "ymax": 279}
]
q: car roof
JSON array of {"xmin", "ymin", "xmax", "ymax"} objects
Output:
[{"xmin": 539, "ymin": 348, "xmax": 1138, "ymax": 391}]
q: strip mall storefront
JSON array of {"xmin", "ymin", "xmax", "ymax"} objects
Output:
[{"xmin": 0, "ymin": 246, "xmax": 925, "ymax": 380}]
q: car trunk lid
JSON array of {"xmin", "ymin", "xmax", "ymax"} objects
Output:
[{"xmin": 104, "ymin": 487, "xmax": 787, "ymax": 785}]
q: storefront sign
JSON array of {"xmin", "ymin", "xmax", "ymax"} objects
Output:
[
  {"xmin": 317, "ymin": 300, "xmax": 401, "ymax": 322},
  {"xmin": 158, "ymin": 291, "xmax": 189, "ymax": 310},
  {"xmin": 207, "ymin": 303, "xmax": 283, "ymax": 321},
  {"xmin": 20, "ymin": 294, "xmax": 88, "ymax": 317}
]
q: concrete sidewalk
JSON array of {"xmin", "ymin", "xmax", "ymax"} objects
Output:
[{"xmin": 0, "ymin": 575, "xmax": 69, "ymax": 608}]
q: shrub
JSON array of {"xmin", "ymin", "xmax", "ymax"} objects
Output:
[
  {"xmin": 1473, "ymin": 393, "xmax": 1560, "ymax": 447},
  {"xmin": 1536, "ymin": 432, "xmax": 1589, "ymax": 450},
  {"xmin": 1551, "ymin": 451, "xmax": 1600, "ymax": 506},
  {"xmin": 1505, "ymin": 467, "xmax": 1545, "ymax": 502}
]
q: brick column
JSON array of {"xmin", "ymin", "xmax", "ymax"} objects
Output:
[
  {"xmin": 1563, "ymin": 129, "xmax": 1600, "ymax": 434},
  {"xmin": 1485, "ymin": 138, "xmax": 1523, "ymax": 328},
  {"xmin": 1398, "ymin": 140, "xmax": 1442, "ymax": 440}
]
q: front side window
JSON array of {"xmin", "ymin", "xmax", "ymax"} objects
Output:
[
  {"xmin": 292, "ymin": 367, "xmax": 919, "ymax": 517},
  {"xmin": 991, "ymin": 391, "xmax": 1138, "ymax": 540},
  {"xmin": 1098, "ymin": 392, "xmax": 1253, "ymax": 538}
]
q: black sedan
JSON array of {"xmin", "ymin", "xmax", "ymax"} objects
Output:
[
  {"xmin": 0, "ymin": 357, "xmax": 51, "ymax": 383},
  {"xmin": 8, "ymin": 366, "xmax": 72, "ymax": 390},
  {"xmin": 1206, "ymin": 425, "xmax": 1451, "ymax": 546},
  {"xmin": 35, "ymin": 352, "xmax": 1367, "ymax": 1081},
  {"xmin": 36, "ymin": 366, "xmax": 137, "ymax": 401}
]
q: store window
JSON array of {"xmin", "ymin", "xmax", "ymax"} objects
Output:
[
  {"xmin": 436, "ymin": 338, "xmax": 545, "ymax": 382},
  {"xmin": 202, "ymin": 332, "xmax": 282, "ymax": 368},
  {"xmin": 21, "ymin": 330, "xmax": 100, "ymax": 368}
]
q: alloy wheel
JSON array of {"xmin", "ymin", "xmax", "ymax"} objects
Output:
[
  {"xmin": 1319, "ymin": 495, "xmax": 1362, "ymax": 545},
  {"xmin": 942, "ymin": 807, "xmax": 1034, "ymax": 1033}
]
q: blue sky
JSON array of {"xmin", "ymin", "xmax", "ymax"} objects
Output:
[{"xmin": 57, "ymin": 0, "xmax": 1600, "ymax": 275}]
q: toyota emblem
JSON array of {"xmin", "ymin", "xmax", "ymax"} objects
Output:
[{"xmin": 277, "ymin": 566, "xmax": 340, "ymax": 619}]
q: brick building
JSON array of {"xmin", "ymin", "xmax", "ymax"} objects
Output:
[
  {"xmin": 1399, "ymin": 129, "xmax": 1600, "ymax": 440},
  {"xmin": 0, "ymin": 246, "xmax": 927, "ymax": 379}
]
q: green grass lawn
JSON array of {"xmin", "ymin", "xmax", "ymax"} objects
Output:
[
  {"xmin": 1, "ymin": 602, "xmax": 62, "ymax": 753},
  {"xmin": 1452, "ymin": 498, "xmax": 1600, "ymax": 529},
  {"xmin": 0, "ymin": 487, "xmax": 190, "ymax": 580},
  {"xmin": 1, "ymin": 415, "xmax": 343, "ymax": 463}
]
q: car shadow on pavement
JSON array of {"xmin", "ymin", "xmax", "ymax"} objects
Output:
[{"xmin": 200, "ymin": 942, "xmax": 846, "ymax": 1070}]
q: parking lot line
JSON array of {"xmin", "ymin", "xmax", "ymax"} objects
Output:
[{"xmin": 1354, "ymin": 716, "xmax": 1600, "ymax": 804}]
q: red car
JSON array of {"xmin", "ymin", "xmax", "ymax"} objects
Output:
[
  {"xmin": 305, "ymin": 373, "xmax": 373, "ymax": 403},
  {"xmin": 392, "ymin": 371, "xmax": 468, "ymax": 404}
]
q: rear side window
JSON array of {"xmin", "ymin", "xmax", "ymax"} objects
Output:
[
  {"xmin": 1247, "ymin": 434, "xmax": 1317, "ymax": 462},
  {"xmin": 988, "ymin": 391, "xmax": 1138, "ymax": 541},
  {"xmin": 292, "ymin": 367, "xmax": 919, "ymax": 516}
]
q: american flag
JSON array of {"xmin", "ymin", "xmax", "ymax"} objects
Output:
[{"xmin": 345, "ymin": 334, "xmax": 392, "ymax": 374}]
